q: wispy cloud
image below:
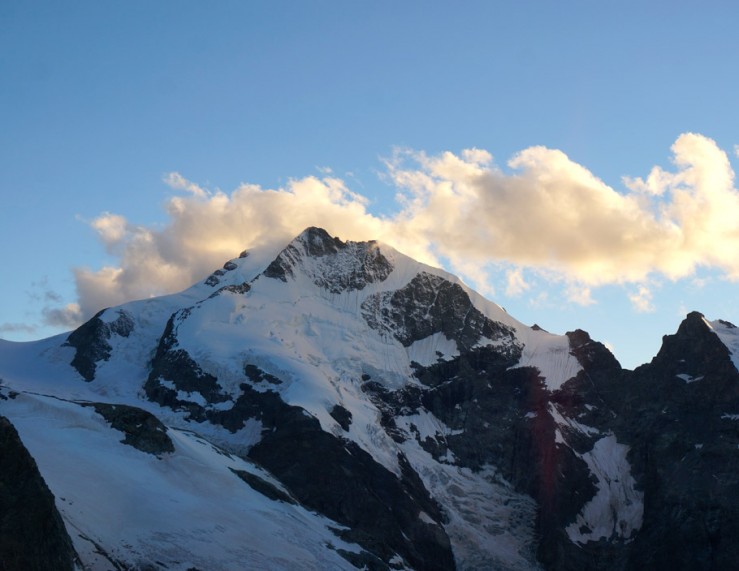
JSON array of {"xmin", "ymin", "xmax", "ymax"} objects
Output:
[
  {"xmin": 505, "ymin": 268, "xmax": 530, "ymax": 297},
  {"xmin": 0, "ymin": 322, "xmax": 38, "ymax": 336},
  {"xmin": 52, "ymin": 133, "xmax": 739, "ymax": 327},
  {"xmin": 163, "ymin": 172, "xmax": 209, "ymax": 198},
  {"xmin": 42, "ymin": 303, "xmax": 83, "ymax": 328},
  {"xmin": 1, "ymin": 281, "xmax": 82, "ymax": 337},
  {"xmin": 628, "ymin": 285, "xmax": 655, "ymax": 313}
]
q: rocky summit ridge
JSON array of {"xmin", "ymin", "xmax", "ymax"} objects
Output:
[{"xmin": 0, "ymin": 227, "xmax": 738, "ymax": 571}]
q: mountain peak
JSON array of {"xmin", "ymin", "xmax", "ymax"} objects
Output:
[
  {"xmin": 5, "ymin": 226, "xmax": 739, "ymax": 570},
  {"xmin": 647, "ymin": 310, "xmax": 737, "ymax": 381},
  {"xmin": 261, "ymin": 227, "xmax": 394, "ymax": 293},
  {"xmin": 671, "ymin": 310, "xmax": 717, "ymax": 346},
  {"xmin": 293, "ymin": 226, "xmax": 348, "ymax": 257}
]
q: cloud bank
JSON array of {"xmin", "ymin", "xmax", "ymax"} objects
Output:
[{"xmin": 57, "ymin": 133, "xmax": 739, "ymax": 326}]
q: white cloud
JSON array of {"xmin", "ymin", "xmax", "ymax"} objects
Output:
[
  {"xmin": 565, "ymin": 284, "xmax": 595, "ymax": 306},
  {"xmin": 628, "ymin": 285, "xmax": 655, "ymax": 313},
  {"xmin": 690, "ymin": 276, "xmax": 710, "ymax": 289},
  {"xmin": 91, "ymin": 213, "xmax": 128, "ymax": 252},
  {"xmin": 163, "ymin": 172, "xmax": 208, "ymax": 198},
  {"xmin": 390, "ymin": 133, "xmax": 739, "ymax": 286},
  {"xmin": 56, "ymin": 133, "xmax": 739, "ymax": 326},
  {"xmin": 529, "ymin": 291, "xmax": 549, "ymax": 308},
  {"xmin": 623, "ymin": 167, "xmax": 672, "ymax": 196},
  {"xmin": 505, "ymin": 268, "xmax": 530, "ymax": 297}
]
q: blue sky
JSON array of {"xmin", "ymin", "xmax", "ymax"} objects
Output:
[{"xmin": 2, "ymin": 1, "xmax": 739, "ymax": 369}]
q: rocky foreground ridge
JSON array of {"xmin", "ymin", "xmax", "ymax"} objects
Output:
[{"xmin": 1, "ymin": 227, "xmax": 738, "ymax": 571}]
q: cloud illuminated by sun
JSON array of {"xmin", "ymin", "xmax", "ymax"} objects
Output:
[{"xmin": 49, "ymin": 133, "xmax": 739, "ymax": 326}]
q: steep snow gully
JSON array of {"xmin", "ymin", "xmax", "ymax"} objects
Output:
[{"xmin": 1, "ymin": 227, "xmax": 738, "ymax": 570}]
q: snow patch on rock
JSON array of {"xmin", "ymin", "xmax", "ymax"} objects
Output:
[
  {"xmin": 406, "ymin": 332, "xmax": 460, "ymax": 366},
  {"xmin": 676, "ymin": 373, "xmax": 704, "ymax": 383},
  {"xmin": 706, "ymin": 317, "xmax": 739, "ymax": 372},
  {"xmin": 512, "ymin": 328, "xmax": 582, "ymax": 391},
  {"xmin": 566, "ymin": 434, "xmax": 643, "ymax": 545}
]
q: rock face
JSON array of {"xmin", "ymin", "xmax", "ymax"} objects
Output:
[
  {"xmin": 0, "ymin": 416, "xmax": 78, "ymax": 571},
  {"xmin": 372, "ymin": 339, "xmax": 617, "ymax": 570},
  {"xmin": 594, "ymin": 312, "xmax": 739, "ymax": 571},
  {"xmin": 362, "ymin": 271, "xmax": 521, "ymax": 353},
  {"xmin": 65, "ymin": 309, "xmax": 134, "ymax": 381},
  {"xmin": 145, "ymin": 310, "xmax": 230, "ymax": 414},
  {"xmin": 3, "ymin": 229, "xmax": 739, "ymax": 571},
  {"xmin": 264, "ymin": 226, "xmax": 394, "ymax": 292},
  {"xmin": 249, "ymin": 417, "xmax": 455, "ymax": 571},
  {"xmin": 87, "ymin": 403, "xmax": 175, "ymax": 455}
]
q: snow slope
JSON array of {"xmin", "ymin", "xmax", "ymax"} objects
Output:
[{"xmin": 0, "ymin": 390, "xmax": 360, "ymax": 571}]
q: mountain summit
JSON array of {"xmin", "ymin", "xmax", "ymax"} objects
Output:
[{"xmin": 1, "ymin": 228, "xmax": 738, "ymax": 570}]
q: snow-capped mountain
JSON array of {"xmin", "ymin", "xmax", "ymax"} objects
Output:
[{"xmin": 1, "ymin": 227, "xmax": 738, "ymax": 571}]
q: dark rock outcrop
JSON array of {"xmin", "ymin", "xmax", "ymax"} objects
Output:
[
  {"xmin": 379, "ymin": 343, "xmax": 600, "ymax": 570},
  {"xmin": 145, "ymin": 311, "xmax": 229, "ymax": 411},
  {"xmin": 593, "ymin": 311, "xmax": 739, "ymax": 571},
  {"xmin": 329, "ymin": 404, "xmax": 353, "ymax": 431},
  {"xmin": 152, "ymin": 367, "xmax": 456, "ymax": 569},
  {"xmin": 65, "ymin": 309, "xmax": 134, "ymax": 381},
  {"xmin": 0, "ymin": 416, "xmax": 78, "ymax": 571},
  {"xmin": 206, "ymin": 383, "xmax": 290, "ymax": 432},
  {"xmin": 362, "ymin": 272, "xmax": 521, "ymax": 354},
  {"xmin": 87, "ymin": 403, "xmax": 175, "ymax": 456},
  {"xmin": 241, "ymin": 391, "xmax": 454, "ymax": 570},
  {"xmin": 229, "ymin": 468, "xmax": 296, "ymax": 504},
  {"xmin": 212, "ymin": 282, "xmax": 251, "ymax": 297},
  {"xmin": 204, "ymin": 259, "xmax": 241, "ymax": 287},
  {"xmin": 243, "ymin": 363, "xmax": 281, "ymax": 386}
]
